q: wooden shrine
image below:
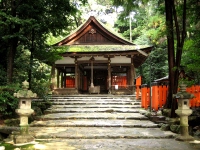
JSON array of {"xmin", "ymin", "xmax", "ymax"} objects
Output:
[{"xmin": 51, "ymin": 16, "xmax": 153, "ymax": 95}]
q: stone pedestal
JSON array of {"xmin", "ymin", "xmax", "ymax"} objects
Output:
[
  {"xmin": 13, "ymin": 80, "xmax": 37, "ymax": 145},
  {"xmin": 174, "ymin": 83, "xmax": 194, "ymax": 141}
]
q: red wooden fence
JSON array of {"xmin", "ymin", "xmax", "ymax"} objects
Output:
[
  {"xmin": 187, "ymin": 85, "xmax": 200, "ymax": 107},
  {"xmin": 135, "ymin": 76, "xmax": 142, "ymax": 100},
  {"xmin": 141, "ymin": 83, "xmax": 200, "ymax": 111},
  {"xmin": 141, "ymin": 84, "xmax": 150, "ymax": 109}
]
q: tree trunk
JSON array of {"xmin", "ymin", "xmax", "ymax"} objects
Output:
[
  {"xmin": 7, "ymin": 43, "xmax": 16, "ymax": 83},
  {"xmin": 7, "ymin": 0, "xmax": 20, "ymax": 83},
  {"xmin": 165, "ymin": 0, "xmax": 187, "ymax": 118},
  {"xmin": 165, "ymin": 0, "xmax": 175, "ymax": 111},
  {"xmin": 7, "ymin": 34, "xmax": 19, "ymax": 83},
  {"xmin": 28, "ymin": 48, "xmax": 34, "ymax": 89},
  {"xmin": 28, "ymin": 29, "xmax": 35, "ymax": 89}
]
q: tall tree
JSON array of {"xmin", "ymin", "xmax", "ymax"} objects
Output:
[
  {"xmin": 113, "ymin": 0, "xmax": 168, "ymax": 84},
  {"xmin": 0, "ymin": 0, "xmax": 86, "ymax": 84},
  {"xmin": 112, "ymin": 0, "xmax": 188, "ymax": 117},
  {"xmin": 181, "ymin": 0, "xmax": 200, "ymax": 84},
  {"xmin": 164, "ymin": 0, "xmax": 187, "ymax": 117}
]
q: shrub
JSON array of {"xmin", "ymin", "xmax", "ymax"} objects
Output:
[
  {"xmin": 31, "ymin": 79, "xmax": 51, "ymax": 99},
  {"xmin": 0, "ymin": 84, "xmax": 20, "ymax": 118}
]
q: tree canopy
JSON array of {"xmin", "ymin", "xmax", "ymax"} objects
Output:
[
  {"xmin": 0, "ymin": 0, "xmax": 86, "ymax": 84},
  {"xmin": 111, "ymin": 0, "xmax": 200, "ymax": 117}
]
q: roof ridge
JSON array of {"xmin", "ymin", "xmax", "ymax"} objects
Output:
[{"xmin": 53, "ymin": 16, "xmax": 134, "ymax": 46}]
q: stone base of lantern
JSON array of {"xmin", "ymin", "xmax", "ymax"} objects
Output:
[{"xmin": 13, "ymin": 134, "xmax": 35, "ymax": 144}]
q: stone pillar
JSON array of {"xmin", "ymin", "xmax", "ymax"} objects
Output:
[
  {"xmin": 57, "ymin": 69, "xmax": 60, "ymax": 88},
  {"xmin": 174, "ymin": 83, "xmax": 194, "ymax": 141},
  {"xmin": 13, "ymin": 80, "xmax": 37, "ymax": 144},
  {"xmin": 108, "ymin": 58, "xmax": 111, "ymax": 94}
]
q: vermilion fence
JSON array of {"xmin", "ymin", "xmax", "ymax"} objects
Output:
[
  {"xmin": 135, "ymin": 76, "xmax": 142, "ymax": 100},
  {"xmin": 187, "ymin": 85, "xmax": 200, "ymax": 107},
  {"xmin": 141, "ymin": 83, "xmax": 200, "ymax": 111}
]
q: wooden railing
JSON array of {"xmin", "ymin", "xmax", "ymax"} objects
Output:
[
  {"xmin": 141, "ymin": 83, "xmax": 200, "ymax": 111},
  {"xmin": 187, "ymin": 85, "xmax": 200, "ymax": 107},
  {"xmin": 135, "ymin": 76, "xmax": 142, "ymax": 99}
]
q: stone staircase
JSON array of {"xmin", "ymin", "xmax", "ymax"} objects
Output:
[{"xmin": 27, "ymin": 95, "xmax": 199, "ymax": 150}]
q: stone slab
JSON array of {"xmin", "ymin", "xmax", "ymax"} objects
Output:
[
  {"xmin": 44, "ymin": 108, "xmax": 141, "ymax": 113},
  {"xmin": 50, "ymin": 104, "xmax": 140, "ymax": 108},
  {"xmin": 28, "ymin": 127, "xmax": 176, "ymax": 139},
  {"xmin": 50, "ymin": 101, "xmax": 135, "ymax": 105},
  {"xmin": 36, "ymin": 112, "xmax": 148, "ymax": 120},
  {"xmin": 30, "ymin": 119, "xmax": 158, "ymax": 127},
  {"xmin": 33, "ymin": 139, "xmax": 200, "ymax": 150}
]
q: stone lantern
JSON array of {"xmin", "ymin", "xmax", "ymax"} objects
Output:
[
  {"xmin": 13, "ymin": 80, "xmax": 37, "ymax": 144},
  {"xmin": 174, "ymin": 83, "xmax": 194, "ymax": 141}
]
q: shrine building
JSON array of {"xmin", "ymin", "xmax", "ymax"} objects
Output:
[{"xmin": 52, "ymin": 16, "xmax": 153, "ymax": 95}]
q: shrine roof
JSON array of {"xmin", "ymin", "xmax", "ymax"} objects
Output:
[
  {"xmin": 53, "ymin": 16, "xmax": 153, "ymax": 68},
  {"xmin": 64, "ymin": 45, "xmax": 151, "ymax": 52},
  {"xmin": 53, "ymin": 16, "xmax": 136, "ymax": 46}
]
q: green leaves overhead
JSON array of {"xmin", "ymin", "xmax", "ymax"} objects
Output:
[{"xmin": 0, "ymin": 0, "xmax": 86, "ymax": 84}]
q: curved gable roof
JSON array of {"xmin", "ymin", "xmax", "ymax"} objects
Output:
[
  {"xmin": 54, "ymin": 16, "xmax": 134, "ymax": 46},
  {"xmin": 54, "ymin": 16, "xmax": 154, "ymax": 68}
]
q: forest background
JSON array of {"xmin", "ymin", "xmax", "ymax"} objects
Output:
[{"xmin": 0, "ymin": 0, "xmax": 200, "ymax": 118}]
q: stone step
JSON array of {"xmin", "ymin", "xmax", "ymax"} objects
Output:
[
  {"xmin": 28, "ymin": 127, "xmax": 176, "ymax": 139},
  {"xmin": 44, "ymin": 108, "xmax": 141, "ymax": 114},
  {"xmin": 31, "ymin": 139, "xmax": 195, "ymax": 150},
  {"xmin": 30, "ymin": 119, "xmax": 158, "ymax": 128},
  {"xmin": 49, "ymin": 101, "xmax": 137, "ymax": 105},
  {"xmin": 49, "ymin": 95, "xmax": 136, "ymax": 98},
  {"xmin": 50, "ymin": 104, "xmax": 140, "ymax": 109},
  {"xmin": 35, "ymin": 112, "xmax": 148, "ymax": 121},
  {"xmin": 49, "ymin": 98, "xmax": 136, "ymax": 101}
]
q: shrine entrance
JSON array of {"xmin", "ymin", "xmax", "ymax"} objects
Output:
[
  {"xmin": 52, "ymin": 16, "xmax": 153, "ymax": 95},
  {"xmin": 56, "ymin": 61, "xmax": 132, "ymax": 94}
]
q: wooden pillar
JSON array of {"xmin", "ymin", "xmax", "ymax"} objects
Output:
[
  {"xmin": 51, "ymin": 64, "xmax": 56, "ymax": 90},
  {"xmin": 75, "ymin": 58, "xmax": 78, "ymax": 89},
  {"xmin": 61, "ymin": 72, "xmax": 63, "ymax": 88},
  {"xmin": 64, "ymin": 72, "xmax": 66, "ymax": 88},
  {"xmin": 78, "ymin": 66, "xmax": 80, "ymax": 90},
  {"xmin": 130, "ymin": 57, "xmax": 135, "ymax": 94},
  {"xmin": 79, "ymin": 69, "xmax": 83, "ymax": 91},
  {"xmin": 56, "ymin": 69, "xmax": 60, "ymax": 88},
  {"xmin": 90, "ymin": 57, "xmax": 95, "ymax": 87},
  {"xmin": 127, "ymin": 67, "xmax": 131, "ymax": 85},
  {"xmin": 108, "ymin": 58, "xmax": 111, "ymax": 94}
]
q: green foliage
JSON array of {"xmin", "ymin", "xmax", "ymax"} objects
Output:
[
  {"xmin": 0, "ymin": 0, "xmax": 87, "ymax": 83},
  {"xmin": 0, "ymin": 142, "xmax": 35, "ymax": 149},
  {"xmin": 0, "ymin": 84, "xmax": 20, "ymax": 118},
  {"xmin": 4, "ymin": 118, "xmax": 20, "ymax": 126},
  {"xmin": 32, "ymin": 100, "xmax": 52, "ymax": 114},
  {"xmin": 178, "ymin": 78, "xmax": 195, "ymax": 87},
  {"xmin": 113, "ymin": 0, "xmax": 168, "ymax": 83},
  {"xmin": 181, "ymin": 37, "xmax": 200, "ymax": 84},
  {"xmin": 180, "ymin": 0, "xmax": 200, "ymax": 85},
  {"xmin": 30, "ymin": 100, "xmax": 52, "ymax": 123},
  {"xmin": 31, "ymin": 79, "xmax": 51, "ymax": 99},
  {"xmin": 140, "ymin": 47, "xmax": 168, "ymax": 84},
  {"xmin": 0, "ymin": 65, "xmax": 7, "ymax": 85}
]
